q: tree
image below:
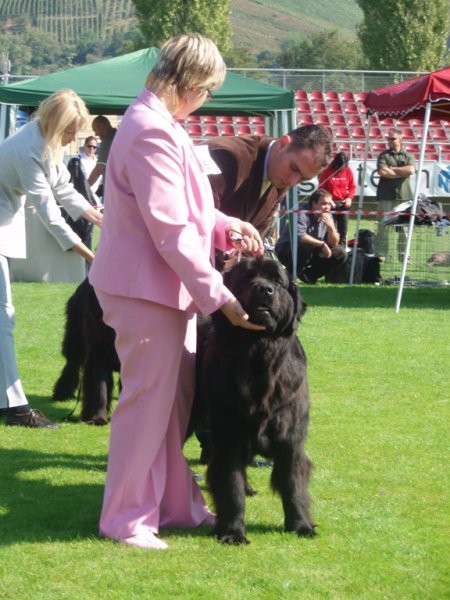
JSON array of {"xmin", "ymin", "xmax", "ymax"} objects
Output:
[
  {"xmin": 357, "ymin": 0, "xmax": 448, "ymax": 71},
  {"xmin": 131, "ymin": 0, "xmax": 232, "ymax": 53},
  {"xmin": 277, "ymin": 30, "xmax": 365, "ymax": 70}
]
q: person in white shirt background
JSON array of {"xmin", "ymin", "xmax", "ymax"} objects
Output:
[{"xmin": 79, "ymin": 135, "xmax": 101, "ymax": 197}]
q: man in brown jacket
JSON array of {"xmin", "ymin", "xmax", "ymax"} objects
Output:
[{"xmin": 206, "ymin": 125, "xmax": 332, "ymax": 236}]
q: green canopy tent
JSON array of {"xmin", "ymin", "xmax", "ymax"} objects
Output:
[
  {"xmin": 0, "ymin": 48, "xmax": 294, "ymax": 121},
  {"xmin": 0, "ymin": 49, "xmax": 299, "ymax": 276}
]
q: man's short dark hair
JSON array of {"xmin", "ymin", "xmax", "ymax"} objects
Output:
[
  {"xmin": 287, "ymin": 125, "xmax": 332, "ymax": 167},
  {"xmin": 308, "ymin": 188, "xmax": 332, "ymax": 209}
]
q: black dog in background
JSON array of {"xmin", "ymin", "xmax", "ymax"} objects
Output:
[
  {"xmin": 196, "ymin": 256, "xmax": 315, "ymax": 544},
  {"xmin": 52, "ymin": 279, "xmax": 119, "ymax": 424}
]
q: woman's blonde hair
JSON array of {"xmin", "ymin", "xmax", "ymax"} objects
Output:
[
  {"xmin": 146, "ymin": 33, "xmax": 226, "ymax": 102},
  {"xmin": 36, "ymin": 89, "xmax": 90, "ymax": 163}
]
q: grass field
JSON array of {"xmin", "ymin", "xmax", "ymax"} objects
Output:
[{"xmin": 0, "ymin": 282, "xmax": 448, "ymax": 599}]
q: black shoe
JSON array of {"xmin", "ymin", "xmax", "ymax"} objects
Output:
[
  {"xmin": 299, "ymin": 270, "xmax": 317, "ymax": 285},
  {"xmin": 5, "ymin": 408, "xmax": 59, "ymax": 429}
]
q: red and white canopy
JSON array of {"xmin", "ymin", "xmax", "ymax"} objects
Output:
[{"xmin": 364, "ymin": 66, "xmax": 450, "ymax": 122}]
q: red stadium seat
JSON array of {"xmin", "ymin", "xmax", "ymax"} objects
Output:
[
  {"xmin": 400, "ymin": 127, "xmax": 415, "ymax": 140},
  {"xmin": 404, "ymin": 143, "xmax": 420, "ymax": 158},
  {"xmin": 344, "ymin": 102, "xmax": 359, "ymax": 115},
  {"xmin": 308, "ymin": 90, "xmax": 324, "ymax": 102},
  {"xmin": 296, "ymin": 101, "xmax": 311, "ymax": 114},
  {"xmin": 187, "ymin": 115, "xmax": 201, "ymax": 123},
  {"xmin": 379, "ymin": 117, "xmax": 394, "ymax": 127},
  {"xmin": 352, "ymin": 142, "xmax": 368, "ymax": 158},
  {"xmin": 354, "ymin": 91, "xmax": 367, "ymax": 103},
  {"xmin": 327, "ymin": 102, "xmax": 343, "ymax": 114},
  {"xmin": 331, "ymin": 114, "xmax": 346, "ymax": 127},
  {"xmin": 430, "ymin": 128, "xmax": 448, "ymax": 141},
  {"xmin": 340, "ymin": 91, "xmax": 355, "ymax": 102},
  {"xmin": 295, "ymin": 90, "xmax": 308, "ymax": 101},
  {"xmin": 204, "ymin": 124, "xmax": 219, "ymax": 136},
  {"xmin": 351, "ymin": 127, "xmax": 366, "ymax": 140},
  {"xmin": 336, "ymin": 141, "xmax": 351, "ymax": 153},
  {"xmin": 369, "ymin": 126, "xmax": 383, "ymax": 139},
  {"xmin": 414, "ymin": 126, "xmax": 432, "ymax": 141},
  {"xmin": 335, "ymin": 126, "xmax": 350, "ymax": 139},
  {"xmin": 315, "ymin": 114, "xmax": 331, "ymax": 126},
  {"xmin": 220, "ymin": 124, "xmax": 236, "ymax": 136},
  {"xmin": 218, "ymin": 116, "xmax": 233, "ymax": 124},
  {"xmin": 202, "ymin": 115, "xmax": 217, "ymax": 124},
  {"xmin": 347, "ymin": 114, "xmax": 362, "ymax": 127},
  {"xmin": 324, "ymin": 90, "xmax": 340, "ymax": 102},
  {"xmin": 311, "ymin": 102, "xmax": 327, "ymax": 114},
  {"xmin": 187, "ymin": 124, "xmax": 203, "ymax": 137},
  {"xmin": 371, "ymin": 142, "xmax": 387, "ymax": 153},
  {"xmin": 425, "ymin": 144, "xmax": 438, "ymax": 160},
  {"xmin": 253, "ymin": 124, "xmax": 266, "ymax": 135},
  {"xmin": 297, "ymin": 113, "xmax": 314, "ymax": 126},
  {"xmin": 237, "ymin": 125, "xmax": 252, "ymax": 135},
  {"xmin": 250, "ymin": 116, "xmax": 265, "ymax": 124},
  {"xmin": 234, "ymin": 116, "xmax": 250, "ymax": 124}
]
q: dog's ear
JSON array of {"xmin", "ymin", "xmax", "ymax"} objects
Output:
[{"xmin": 288, "ymin": 279, "xmax": 307, "ymax": 324}]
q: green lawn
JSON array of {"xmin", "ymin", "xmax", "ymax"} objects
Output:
[{"xmin": 0, "ymin": 282, "xmax": 448, "ymax": 599}]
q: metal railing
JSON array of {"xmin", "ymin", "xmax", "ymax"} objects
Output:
[{"xmin": 227, "ymin": 68, "xmax": 426, "ymax": 93}]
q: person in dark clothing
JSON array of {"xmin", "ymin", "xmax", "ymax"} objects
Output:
[{"xmin": 275, "ymin": 188, "xmax": 347, "ymax": 284}]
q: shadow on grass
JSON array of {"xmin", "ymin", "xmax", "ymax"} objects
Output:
[
  {"xmin": 0, "ymin": 447, "xmax": 105, "ymax": 546},
  {"xmin": 299, "ymin": 284, "xmax": 449, "ymax": 310}
]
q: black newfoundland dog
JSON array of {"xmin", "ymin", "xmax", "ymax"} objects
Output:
[
  {"xmin": 196, "ymin": 256, "xmax": 315, "ymax": 544},
  {"xmin": 52, "ymin": 279, "xmax": 119, "ymax": 424}
]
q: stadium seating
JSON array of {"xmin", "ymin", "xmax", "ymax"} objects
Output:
[{"xmin": 177, "ymin": 88, "xmax": 448, "ymax": 163}]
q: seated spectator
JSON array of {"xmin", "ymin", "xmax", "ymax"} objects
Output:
[{"xmin": 275, "ymin": 189, "xmax": 347, "ymax": 284}]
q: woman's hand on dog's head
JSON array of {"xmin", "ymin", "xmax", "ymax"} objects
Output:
[{"xmin": 220, "ymin": 298, "xmax": 266, "ymax": 331}]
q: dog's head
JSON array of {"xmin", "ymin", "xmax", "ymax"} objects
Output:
[{"xmin": 221, "ymin": 256, "xmax": 306, "ymax": 336}]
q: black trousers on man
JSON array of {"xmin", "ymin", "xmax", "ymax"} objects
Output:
[{"xmin": 276, "ymin": 242, "xmax": 347, "ymax": 284}]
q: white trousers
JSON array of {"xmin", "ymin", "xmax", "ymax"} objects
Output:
[{"xmin": 0, "ymin": 255, "xmax": 28, "ymax": 410}]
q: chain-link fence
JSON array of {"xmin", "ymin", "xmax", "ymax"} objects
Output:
[{"xmin": 228, "ymin": 68, "xmax": 424, "ymax": 93}]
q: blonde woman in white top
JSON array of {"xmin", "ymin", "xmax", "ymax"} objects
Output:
[{"xmin": 0, "ymin": 88, "xmax": 102, "ymax": 428}]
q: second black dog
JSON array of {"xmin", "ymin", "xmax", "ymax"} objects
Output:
[{"xmin": 52, "ymin": 279, "xmax": 119, "ymax": 424}]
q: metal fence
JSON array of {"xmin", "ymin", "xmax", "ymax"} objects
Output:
[
  {"xmin": 228, "ymin": 68, "xmax": 425, "ymax": 93},
  {"xmin": 3, "ymin": 68, "xmax": 426, "ymax": 93}
]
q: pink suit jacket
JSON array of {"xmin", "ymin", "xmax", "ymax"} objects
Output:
[{"xmin": 89, "ymin": 89, "xmax": 234, "ymax": 315}]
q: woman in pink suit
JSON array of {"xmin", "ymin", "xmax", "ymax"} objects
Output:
[{"xmin": 89, "ymin": 34, "xmax": 264, "ymax": 550}]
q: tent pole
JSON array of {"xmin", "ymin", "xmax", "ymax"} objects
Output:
[
  {"xmin": 395, "ymin": 100, "xmax": 432, "ymax": 312},
  {"xmin": 349, "ymin": 113, "xmax": 372, "ymax": 285}
]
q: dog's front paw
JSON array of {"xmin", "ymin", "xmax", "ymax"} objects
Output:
[
  {"xmin": 212, "ymin": 526, "xmax": 249, "ymax": 545},
  {"xmin": 292, "ymin": 523, "xmax": 316, "ymax": 538},
  {"xmin": 83, "ymin": 416, "xmax": 109, "ymax": 426}
]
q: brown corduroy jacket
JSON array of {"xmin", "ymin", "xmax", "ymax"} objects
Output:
[{"xmin": 205, "ymin": 135, "xmax": 287, "ymax": 236}]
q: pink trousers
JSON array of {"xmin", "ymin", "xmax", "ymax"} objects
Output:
[{"xmin": 95, "ymin": 289, "xmax": 213, "ymax": 541}]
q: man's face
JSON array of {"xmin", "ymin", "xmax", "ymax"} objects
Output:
[
  {"xmin": 92, "ymin": 121, "xmax": 107, "ymax": 139},
  {"xmin": 312, "ymin": 194, "xmax": 334, "ymax": 215},
  {"xmin": 268, "ymin": 137, "xmax": 326, "ymax": 189},
  {"xmin": 387, "ymin": 133, "xmax": 402, "ymax": 152}
]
